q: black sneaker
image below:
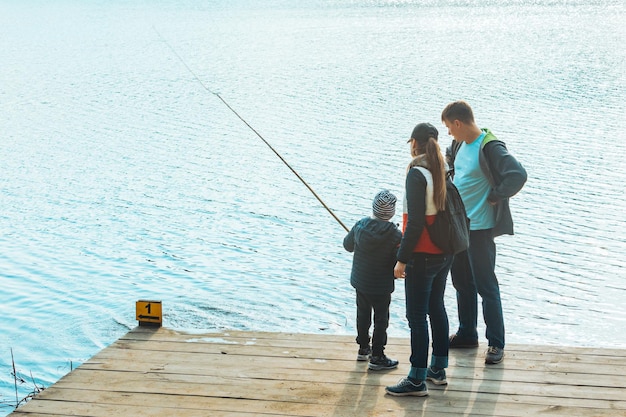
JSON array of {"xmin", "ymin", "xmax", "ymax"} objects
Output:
[
  {"xmin": 385, "ymin": 377, "xmax": 428, "ymax": 397},
  {"xmin": 449, "ymin": 333, "xmax": 479, "ymax": 349},
  {"xmin": 426, "ymin": 367, "xmax": 447, "ymax": 385},
  {"xmin": 485, "ymin": 346, "xmax": 504, "ymax": 364},
  {"xmin": 368, "ymin": 355, "xmax": 399, "ymax": 371},
  {"xmin": 357, "ymin": 346, "xmax": 371, "ymax": 361}
]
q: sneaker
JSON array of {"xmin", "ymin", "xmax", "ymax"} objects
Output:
[
  {"xmin": 368, "ymin": 355, "xmax": 399, "ymax": 371},
  {"xmin": 357, "ymin": 346, "xmax": 371, "ymax": 361},
  {"xmin": 385, "ymin": 377, "xmax": 428, "ymax": 397},
  {"xmin": 485, "ymin": 346, "xmax": 504, "ymax": 364},
  {"xmin": 449, "ymin": 333, "xmax": 479, "ymax": 349},
  {"xmin": 426, "ymin": 367, "xmax": 448, "ymax": 385}
]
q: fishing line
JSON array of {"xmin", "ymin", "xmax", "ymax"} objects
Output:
[{"xmin": 153, "ymin": 27, "xmax": 349, "ymax": 233}]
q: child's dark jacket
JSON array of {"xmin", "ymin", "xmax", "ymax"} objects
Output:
[{"xmin": 343, "ymin": 217, "xmax": 402, "ymax": 295}]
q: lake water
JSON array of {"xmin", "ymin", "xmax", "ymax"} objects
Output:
[{"xmin": 1, "ymin": 0, "xmax": 625, "ymax": 413}]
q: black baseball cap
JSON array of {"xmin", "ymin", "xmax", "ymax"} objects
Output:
[{"xmin": 408, "ymin": 122, "xmax": 439, "ymax": 143}]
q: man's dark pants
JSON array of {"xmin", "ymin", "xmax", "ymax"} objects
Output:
[{"xmin": 450, "ymin": 228, "xmax": 505, "ymax": 349}]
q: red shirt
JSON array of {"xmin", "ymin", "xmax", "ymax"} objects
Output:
[{"xmin": 402, "ymin": 213, "xmax": 444, "ymax": 254}]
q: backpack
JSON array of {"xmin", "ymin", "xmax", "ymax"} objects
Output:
[{"xmin": 425, "ymin": 173, "xmax": 470, "ymax": 254}]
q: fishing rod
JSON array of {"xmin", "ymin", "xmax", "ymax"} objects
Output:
[{"xmin": 153, "ymin": 27, "xmax": 349, "ymax": 233}]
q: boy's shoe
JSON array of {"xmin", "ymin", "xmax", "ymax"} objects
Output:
[
  {"xmin": 385, "ymin": 378, "xmax": 428, "ymax": 397},
  {"xmin": 426, "ymin": 367, "xmax": 448, "ymax": 385},
  {"xmin": 368, "ymin": 355, "xmax": 399, "ymax": 371},
  {"xmin": 357, "ymin": 346, "xmax": 371, "ymax": 361},
  {"xmin": 485, "ymin": 346, "xmax": 504, "ymax": 364},
  {"xmin": 449, "ymin": 333, "xmax": 479, "ymax": 349}
]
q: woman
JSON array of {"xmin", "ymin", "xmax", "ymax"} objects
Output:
[{"xmin": 385, "ymin": 122, "xmax": 453, "ymax": 397}]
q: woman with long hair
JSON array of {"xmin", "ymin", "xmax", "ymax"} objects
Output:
[{"xmin": 385, "ymin": 122, "xmax": 454, "ymax": 397}]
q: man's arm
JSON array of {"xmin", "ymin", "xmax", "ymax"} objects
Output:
[{"xmin": 483, "ymin": 141, "xmax": 527, "ymax": 203}]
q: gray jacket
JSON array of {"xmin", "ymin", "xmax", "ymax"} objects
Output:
[{"xmin": 446, "ymin": 129, "xmax": 527, "ymax": 237}]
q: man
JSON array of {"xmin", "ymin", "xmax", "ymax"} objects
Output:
[{"xmin": 441, "ymin": 101, "xmax": 527, "ymax": 364}]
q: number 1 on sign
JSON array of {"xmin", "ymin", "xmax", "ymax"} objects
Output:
[{"xmin": 136, "ymin": 300, "xmax": 162, "ymax": 325}]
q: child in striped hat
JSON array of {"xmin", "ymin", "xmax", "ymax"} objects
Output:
[{"xmin": 343, "ymin": 190, "xmax": 402, "ymax": 370}]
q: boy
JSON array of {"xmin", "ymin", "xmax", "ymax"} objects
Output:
[{"xmin": 343, "ymin": 190, "xmax": 402, "ymax": 370}]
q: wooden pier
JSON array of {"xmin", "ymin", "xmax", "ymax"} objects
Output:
[{"xmin": 9, "ymin": 326, "xmax": 626, "ymax": 416}]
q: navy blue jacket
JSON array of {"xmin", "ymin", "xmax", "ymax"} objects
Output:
[{"xmin": 343, "ymin": 217, "xmax": 402, "ymax": 295}]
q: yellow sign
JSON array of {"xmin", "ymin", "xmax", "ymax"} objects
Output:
[{"xmin": 136, "ymin": 300, "xmax": 162, "ymax": 326}]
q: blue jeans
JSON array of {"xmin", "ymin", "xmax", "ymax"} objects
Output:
[
  {"xmin": 404, "ymin": 253, "xmax": 453, "ymax": 381},
  {"xmin": 450, "ymin": 228, "xmax": 505, "ymax": 349}
]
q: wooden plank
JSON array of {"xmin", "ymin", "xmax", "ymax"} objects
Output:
[
  {"xmin": 82, "ymin": 350, "xmax": 626, "ymax": 390},
  {"xmin": 98, "ymin": 338, "xmax": 626, "ymax": 378},
  {"xmin": 9, "ymin": 387, "xmax": 624, "ymax": 417},
  {"xmin": 9, "ymin": 328, "xmax": 626, "ymax": 417},
  {"xmin": 117, "ymin": 328, "xmax": 626, "ymax": 364},
  {"xmin": 49, "ymin": 368, "xmax": 626, "ymax": 406},
  {"xmin": 112, "ymin": 333, "xmax": 626, "ymax": 366},
  {"xmin": 122, "ymin": 328, "xmax": 626, "ymax": 356}
]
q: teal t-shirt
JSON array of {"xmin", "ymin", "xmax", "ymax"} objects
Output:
[{"xmin": 453, "ymin": 132, "xmax": 496, "ymax": 230}]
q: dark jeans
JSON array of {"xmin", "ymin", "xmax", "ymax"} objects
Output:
[
  {"xmin": 355, "ymin": 290, "xmax": 390, "ymax": 357},
  {"xmin": 405, "ymin": 253, "xmax": 453, "ymax": 380},
  {"xmin": 451, "ymin": 228, "xmax": 505, "ymax": 349}
]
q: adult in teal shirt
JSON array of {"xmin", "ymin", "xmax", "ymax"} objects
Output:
[{"xmin": 441, "ymin": 101, "xmax": 527, "ymax": 364}]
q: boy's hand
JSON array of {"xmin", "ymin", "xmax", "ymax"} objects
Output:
[{"xmin": 394, "ymin": 261, "xmax": 406, "ymax": 279}]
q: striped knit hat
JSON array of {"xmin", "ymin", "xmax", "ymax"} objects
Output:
[{"xmin": 372, "ymin": 189, "xmax": 397, "ymax": 221}]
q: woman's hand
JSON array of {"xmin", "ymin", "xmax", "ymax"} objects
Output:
[{"xmin": 394, "ymin": 261, "xmax": 406, "ymax": 279}]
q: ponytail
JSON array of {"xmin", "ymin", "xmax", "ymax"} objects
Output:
[{"xmin": 412, "ymin": 137, "xmax": 446, "ymax": 211}]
